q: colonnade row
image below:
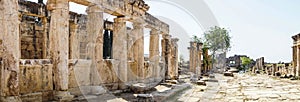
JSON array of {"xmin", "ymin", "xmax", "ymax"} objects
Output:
[{"xmin": 0, "ymin": 0, "xmax": 178, "ymax": 101}]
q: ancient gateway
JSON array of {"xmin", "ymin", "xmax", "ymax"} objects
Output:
[{"xmin": 0, "ymin": 0, "xmax": 179, "ymax": 101}]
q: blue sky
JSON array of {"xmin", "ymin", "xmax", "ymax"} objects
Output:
[
  {"xmin": 28, "ymin": 0, "xmax": 300, "ymax": 63},
  {"xmin": 202, "ymin": 0, "xmax": 300, "ymax": 63}
]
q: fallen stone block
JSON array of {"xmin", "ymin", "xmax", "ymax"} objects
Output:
[
  {"xmin": 275, "ymin": 72, "xmax": 281, "ymax": 76},
  {"xmin": 224, "ymin": 72, "xmax": 234, "ymax": 77},
  {"xmin": 131, "ymin": 83, "xmax": 147, "ymax": 93},
  {"xmin": 135, "ymin": 94, "xmax": 154, "ymax": 102},
  {"xmin": 165, "ymin": 80, "xmax": 178, "ymax": 84},
  {"xmin": 196, "ymin": 80, "xmax": 206, "ymax": 86},
  {"xmin": 209, "ymin": 74, "xmax": 215, "ymax": 78}
]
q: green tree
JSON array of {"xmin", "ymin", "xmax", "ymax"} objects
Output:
[
  {"xmin": 241, "ymin": 57, "xmax": 252, "ymax": 71},
  {"xmin": 203, "ymin": 26, "xmax": 231, "ymax": 70},
  {"xmin": 191, "ymin": 35, "xmax": 201, "ymax": 43}
]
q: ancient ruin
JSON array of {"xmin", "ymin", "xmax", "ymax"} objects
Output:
[
  {"xmin": 0, "ymin": 0, "xmax": 179, "ymax": 101},
  {"xmin": 252, "ymin": 57, "xmax": 264, "ymax": 73},
  {"xmin": 188, "ymin": 41, "xmax": 203, "ymax": 78},
  {"xmin": 292, "ymin": 34, "xmax": 300, "ymax": 77},
  {"xmin": 2, "ymin": 0, "xmax": 300, "ymax": 101}
]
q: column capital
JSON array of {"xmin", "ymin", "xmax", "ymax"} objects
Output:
[
  {"xmin": 114, "ymin": 17, "xmax": 127, "ymax": 23},
  {"xmin": 132, "ymin": 18, "xmax": 145, "ymax": 29},
  {"xmin": 150, "ymin": 29, "xmax": 159, "ymax": 35},
  {"xmin": 47, "ymin": 0, "xmax": 69, "ymax": 11},
  {"xmin": 162, "ymin": 34, "xmax": 171, "ymax": 39},
  {"xmin": 86, "ymin": 5, "xmax": 103, "ymax": 13}
]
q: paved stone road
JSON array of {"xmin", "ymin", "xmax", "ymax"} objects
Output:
[{"xmin": 176, "ymin": 73, "xmax": 300, "ymax": 102}]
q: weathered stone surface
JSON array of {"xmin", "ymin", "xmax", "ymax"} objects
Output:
[
  {"xmin": 19, "ymin": 64, "xmax": 53, "ymax": 94},
  {"xmin": 1, "ymin": 0, "xmax": 172, "ymax": 101},
  {"xmin": 0, "ymin": 0, "xmax": 21, "ymax": 100},
  {"xmin": 132, "ymin": 20, "xmax": 144, "ymax": 80},
  {"xmin": 86, "ymin": 5, "xmax": 104, "ymax": 87},
  {"xmin": 149, "ymin": 29, "xmax": 160, "ymax": 81},
  {"xmin": 47, "ymin": 0, "xmax": 69, "ymax": 91},
  {"xmin": 224, "ymin": 72, "xmax": 234, "ymax": 77},
  {"xmin": 113, "ymin": 17, "xmax": 128, "ymax": 89},
  {"xmin": 196, "ymin": 80, "xmax": 206, "ymax": 86},
  {"xmin": 20, "ymin": 92, "xmax": 42, "ymax": 102},
  {"xmin": 189, "ymin": 42, "xmax": 203, "ymax": 78},
  {"xmin": 169, "ymin": 38, "xmax": 179, "ymax": 80},
  {"xmin": 100, "ymin": 60, "xmax": 119, "ymax": 84},
  {"xmin": 68, "ymin": 60, "xmax": 91, "ymax": 88}
]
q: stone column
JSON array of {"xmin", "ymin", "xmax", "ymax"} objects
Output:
[
  {"xmin": 170, "ymin": 38, "xmax": 179, "ymax": 79},
  {"xmin": 69, "ymin": 22, "xmax": 79, "ymax": 59},
  {"xmin": 272, "ymin": 64, "xmax": 277, "ymax": 76},
  {"xmin": 295, "ymin": 45, "xmax": 300, "ymax": 76},
  {"xmin": 161, "ymin": 36, "xmax": 167, "ymax": 77},
  {"xmin": 113, "ymin": 17, "xmax": 127, "ymax": 89},
  {"xmin": 196, "ymin": 43, "xmax": 203, "ymax": 77},
  {"xmin": 87, "ymin": 5, "xmax": 104, "ymax": 91},
  {"xmin": 189, "ymin": 42, "xmax": 194, "ymax": 73},
  {"xmin": 0, "ymin": 0, "xmax": 21, "ymax": 101},
  {"xmin": 292, "ymin": 45, "xmax": 297, "ymax": 76},
  {"xmin": 164, "ymin": 35, "xmax": 172, "ymax": 79},
  {"xmin": 190, "ymin": 42, "xmax": 197, "ymax": 73},
  {"xmin": 132, "ymin": 20, "xmax": 144, "ymax": 81},
  {"xmin": 149, "ymin": 29, "xmax": 160, "ymax": 81},
  {"xmin": 47, "ymin": 0, "xmax": 73, "ymax": 100}
]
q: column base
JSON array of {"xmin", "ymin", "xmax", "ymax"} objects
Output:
[
  {"xmin": 90, "ymin": 86, "xmax": 107, "ymax": 95},
  {"xmin": 54, "ymin": 91, "xmax": 74, "ymax": 101},
  {"xmin": 0, "ymin": 96, "xmax": 21, "ymax": 102}
]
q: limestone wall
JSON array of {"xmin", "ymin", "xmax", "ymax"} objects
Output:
[{"xmin": 19, "ymin": 59, "xmax": 53, "ymax": 101}]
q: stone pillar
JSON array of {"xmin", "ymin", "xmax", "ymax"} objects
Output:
[
  {"xmin": 189, "ymin": 42, "xmax": 197, "ymax": 73},
  {"xmin": 87, "ymin": 5, "xmax": 104, "ymax": 91},
  {"xmin": 292, "ymin": 35, "xmax": 297, "ymax": 76},
  {"xmin": 113, "ymin": 17, "xmax": 127, "ymax": 89},
  {"xmin": 295, "ymin": 45, "xmax": 300, "ymax": 76},
  {"xmin": 47, "ymin": 0, "xmax": 73, "ymax": 100},
  {"xmin": 127, "ymin": 28, "xmax": 133, "ymax": 61},
  {"xmin": 272, "ymin": 64, "xmax": 277, "ymax": 76},
  {"xmin": 164, "ymin": 35, "xmax": 172, "ymax": 79},
  {"xmin": 196, "ymin": 43, "xmax": 203, "ymax": 77},
  {"xmin": 69, "ymin": 22, "xmax": 79, "ymax": 59},
  {"xmin": 161, "ymin": 35, "xmax": 168, "ymax": 76},
  {"xmin": 170, "ymin": 38, "xmax": 179, "ymax": 79},
  {"xmin": 149, "ymin": 29, "xmax": 160, "ymax": 81},
  {"xmin": 189, "ymin": 42, "xmax": 194, "ymax": 73},
  {"xmin": 0, "ymin": 0, "xmax": 21, "ymax": 101},
  {"xmin": 132, "ymin": 20, "xmax": 144, "ymax": 81}
]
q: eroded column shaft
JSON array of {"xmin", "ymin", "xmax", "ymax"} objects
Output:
[
  {"xmin": 48, "ymin": 0, "xmax": 69, "ymax": 91},
  {"xmin": 69, "ymin": 22, "xmax": 79, "ymax": 59},
  {"xmin": 149, "ymin": 29, "xmax": 159, "ymax": 80},
  {"xmin": 113, "ymin": 17, "xmax": 128, "ymax": 87},
  {"xmin": 0, "ymin": 0, "xmax": 20, "ymax": 98},
  {"xmin": 297, "ymin": 45, "xmax": 300, "ymax": 76},
  {"xmin": 293, "ymin": 46, "xmax": 297, "ymax": 76},
  {"xmin": 87, "ymin": 5, "xmax": 104, "ymax": 85},
  {"xmin": 132, "ymin": 21, "xmax": 144, "ymax": 80}
]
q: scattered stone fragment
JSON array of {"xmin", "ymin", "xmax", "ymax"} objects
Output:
[
  {"xmin": 196, "ymin": 80, "xmax": 206, "ymax": 86},
  {"xmin": 224, "ymin": 72, "xmax": 234, "ymax": 77}
]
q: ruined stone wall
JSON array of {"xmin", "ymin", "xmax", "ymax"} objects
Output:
[
  {"xmin": 252, "ymin": 57, "xmax": 264, "ymax": 73},
  {"xmin": 19, "ymin": 59, "xmax": 53, "ymax": 101},
  {"xmin": 19, "ymin": 1, "xmax": 47, "ymax": 59},
  {"xmin": 20, "ymin": 21, "xmax": 45, "ymax": 59}
]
